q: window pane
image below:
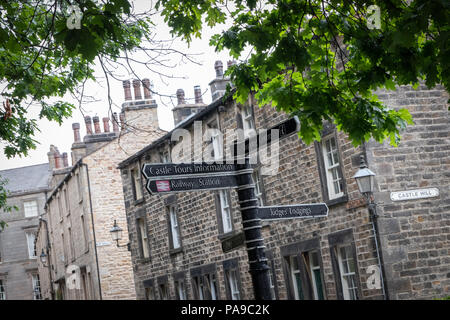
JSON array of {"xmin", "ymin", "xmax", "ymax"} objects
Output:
[{"xmin": 24, "ymin": 201, "xmax": 38, "ymax": 217}]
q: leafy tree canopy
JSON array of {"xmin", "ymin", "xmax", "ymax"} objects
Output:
[{"xmin": 157, "ymin": 0, "xmax": 449, "ymax": 146}]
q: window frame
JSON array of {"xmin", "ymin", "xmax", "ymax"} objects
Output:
[
  {"xmin": 223, "ymin": 258, "xmax": 244, "ymax": 300},
  {"xmin": 32, "ymin": 273, "xmax": 42, "ymax": 300},
  {"xmin": 23, "ymin": 199, "xmax": 39, "ymax": 218},
  {"xmin": 173, "ymin": 271, "xmax": 188, "ymax": 300},
  {"xmin": 167, "ymin": 205, "xmax": 182, "ymax": 252},
  {"xmin": 136, "ymin": 216, "xmax": 150, "ymax": 259},
  {"xmin": 314, "ymin": 125, "xmax": 348, "ymax": 206},
  {"xmin": 0, "ymin": 278, "xmax": 6, "ymax": 300},
  {"xmin": 26, "ymin": 231, "xmax": 37, "ymax": 259},
  {"xmin": 190, "ymin": 263, "xmax": 219, "ymax": 300},
  {"xmin": 143, "ymin": 278, "xmax": 155, "ymax": 300},
  {"xmin": 328, "ymin": 228, "xmax": 362, "ymax": 300},
  {"xmin": 215, "ymin": 190, "xmax": 233, "ymax": 235},
  {"xmin": 280, "ymin": 238, "xmax": 326, "ymax": 300},
  {"xmin": 130, "ymin": 167, "xmax": 144, "ymax": 202}
]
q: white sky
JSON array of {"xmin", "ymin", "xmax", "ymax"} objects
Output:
[{"xmin": 0, "ymin": 0, "xmax": 234, "ymax": 170}]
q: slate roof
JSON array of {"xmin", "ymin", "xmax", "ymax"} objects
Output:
[{"xmin": 0, "ymin": 163, "xmax": 50, "ymax": 195}]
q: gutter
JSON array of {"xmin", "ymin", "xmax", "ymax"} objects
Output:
[{"xmin": 82, "ymin": 162, "xmax": 103, "ymax": 300}]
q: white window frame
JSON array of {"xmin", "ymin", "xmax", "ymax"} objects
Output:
[
  {"xmin": 138, "ymin": 218, "xmax": 150, "ymax": 258},
  {"xmin": 32, "ymin": 274, "xmax": 42, "ymax": 300},
  {"xmin": 26, "ymin": 232, "xmax": 37, "ymax": 259},
  {"xmin": 169, "ymin": 206, "xmax": 181, "ymax": 249},
  {"xmin": 226, "ymin": 269, "xmax": 241, "ymax": 300},
  {"xmin": 321, "ymin": 135, "xmax": 344, "ymax": 200},
  {"xmin": 195, "ymin": 276, "xmax": 205, "ymax": 300},
  {"xmin": 289, "ymin": 256, "xmax": 302, "ymax": 300},
  {"xmin": 268, "ymin": 266, "xmax": 276, "ymax": 300},
  {"xmin": 219, "ymin": 191, "xmax": 232, "ymax": 234},
  {"xmin": 252, "ymin": 170, "xmax": 264, "ymax": 206},
  {"xmin": 158, "ymin": 283, "xmax": 168, "ymax": 300},
  {"xmin": 206, "ymin": 274, "xmax": 218, "ymax": 300},
  {"xmin": 132, "ymin": 168, "xmax": 143, "ymax": 200},
  {"xmin": 337, "ymin": 245, "xmax": 358, "ymax": 300},
  {"xmin": 24, "ymin": 200, "xmax": 38, "ymax": 218},
  {"xmin": 308, "ymin": 251, "xmax": 323, "ymax": 300},
  {"xmin": 241, "ymin": 105, "xmax": 255, "ymax": 137},
  {"xmin": 0, "ymin": 279, "xmax": 6, "ymax": 300},
  {"xmin": 175, "ymin": 280, "xmax": 186, "ymax": 300}
]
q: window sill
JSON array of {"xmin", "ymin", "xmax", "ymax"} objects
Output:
[
  {"xmin": 169, "ymin": 247, "xmax": 183, "ymax": 256},
  {"xmin": 218, "ymin": 230, "xmax": 239, "ymax": 241},
  {"xmin": 134, "ymin": 198, "xmax": 145, "ymax": 206},
  {"xmin": 138, "ymin": 257, "xmax": 151, "ymax": 264},
  {"xmin": 326, "ymin": 194, "xmax": 348, "ymax": 208}
]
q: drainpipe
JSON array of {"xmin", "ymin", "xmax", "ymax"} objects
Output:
[
  {"xmin": 39, "ymin": 192, "xmax": 55, "ymax": 300},
  {"xmin": 82, "ymin": 162, "xmax": 103, "ymax": 300}
]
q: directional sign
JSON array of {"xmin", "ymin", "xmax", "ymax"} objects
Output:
[
  {"xmin": 233, "ymin": 116, "xmax": 300, "ymax": 155},
  {"xmin": 221, "ymin": 232, "xmax": 245, "ymax": 253},
  {"xmin": 257, "ymin": 203, "xmax": 328, "ymax": 221},
  {"xmin": 146, "ymin": 175, "xmax": 238, "ymax": 194},
  {"xmin": 142, "ymin": 162, "xmax": 238, "ymax": 179}
]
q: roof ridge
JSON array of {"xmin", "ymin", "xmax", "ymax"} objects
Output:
[{"xmin": 0, "ymin": 162, "xmax": 49, "ymax": 173}]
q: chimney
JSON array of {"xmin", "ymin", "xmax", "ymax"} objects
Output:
[
  {"xmin": 112, "ymin": 113, "xmax": 119, "ymax": 132},
  {"xmin": 93, "ymin": 116, "xmax": 101, "ymax": 134},
  {"xmin": 54, "ymin": 153, "xmax": 61, "ymax": 169},
  {"xmin": 194, "ymin": 85, "xmax": 203, "ymax": 104},
  {"xmin": 84, "ymin": 116, "xmax": 93, "ymax": 135},
  {"xmin": 72, "ymin": 123, "xmax": 81, "ymax": 143},
  {"xmin": 214, "ymin": 60, "xmax": 223, "ymax": 78},
  {"xmin": 123, "ymin": 80, "xmax": 132, "ymax": 101},
  {"xmin": 142, "ymin": 78, "xmax": 152, "ymax": 99},
  {"xmin": 209, "ymin": 60, "xmax": 229, "ymax": 102},
  {"xmin": 62, "ymin": 152, "xmax": 68, "ymax": 167},
  {"xmin": 133, "ymin": 79, "xmax": 142, "ymax": 100},
  {"xmin": 227, "ymin": 60, "xmax": 236, "ymax": 69},
  {"xmin": 103, "ymin": 117, "xmax": 110, "ymax": 133},
  {"xmin": 176, "ymin": 89, "xmax": 185, "ymax": 105}
]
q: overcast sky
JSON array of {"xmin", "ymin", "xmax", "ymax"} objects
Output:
[{"xmin": 0, "ymin": 0, "xmax": 233, "ymax": 170}]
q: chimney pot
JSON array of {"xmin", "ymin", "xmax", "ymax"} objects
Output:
[
  {"xmin": 93, "ymin": 116, "xmax": 101, "ymax": 134},
  {"xmin": 227, "ymin": 60, "xmax": 236, "ymax": 69},
  {"xmin": 62, "ymin": 152, "xmax": 68, "ymax": 167},
  {"xmin": 194, "ymin": 85, "xmax": 203, "ymax": 104},
  {"xmin": 72, "ymin": 123, "xmax": 81, "ymax": 143},
  {"xmin": 112, "ymin": 113, "xmax": 119, "ymax": 132},
  {"xmin": 142, "ymin": 78, "xmax": 152, "ymax": 99},
  {"xmin": 122, "ymin": 80, "xmax": 132, "ymax": 101},
  {"xmin": 84, "ymin": 116, "xmax": 93, "ymax": 135},
  {"xmin": 176, "ymin": 89, "xmax": 185, "ymax": 105},
  {"xmin": 132, "ymin": 79, "xmax": 142, "ymax": 100},
  {"xmin": 54, "ymin": 153, "xmax": 61, "ymax": 169},
  {"xmin": 214, "ymin": 60, "xmax": 223, "ymax": 78},
  {"xmin": 102, "ymin": 117, "xmax": 110, "ymax": 133}
]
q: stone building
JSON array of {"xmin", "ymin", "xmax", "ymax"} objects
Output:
[
  {"xmin": 36, "ymin": 78, "xmax": 165, "ymax": 300},
  {"xmin": 0, "ymin": 163, "xmax": 50, "ymax": 300},
  {"xmin": 118, "ymin": 61, "xmax": 449, "ymax": 300}
]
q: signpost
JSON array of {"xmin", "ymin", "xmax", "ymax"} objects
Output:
[
  {"xmin": 140, "ymin": 117, "xmax": 307, "ymax": 300},
  {"xmin": 257, "ymin": 203, "xmax": 328, "ymax": 221}
]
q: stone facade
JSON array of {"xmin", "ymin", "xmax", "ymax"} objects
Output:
[
  {"xmin": 0, "ymin": 163, "xmax": 50, "ymax": 300},
  {"xmin": 36, "ymin": 79, "xmax": 165, "ymax": 300},
  {"xmin": 119, "ymin": 62, "xmax": 449, "ymax": 300}
]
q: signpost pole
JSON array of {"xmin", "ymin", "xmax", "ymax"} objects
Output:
[{"xmin": 235, "ymin": 158, "xmax": 272, "ymax": 300}]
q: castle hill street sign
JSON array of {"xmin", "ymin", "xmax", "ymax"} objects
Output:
[
  {"xmin": 390, "ymin": 188, "xmax": 440, "ymax": 201},
  {"xmin": 257, "ymin": 203, "xmax": 329, "ymax": 221},
  {"xmin": 146, "ymin": 175, "xmax": 238, "ymax": 194}
]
